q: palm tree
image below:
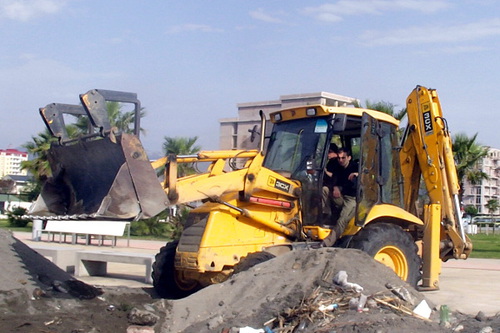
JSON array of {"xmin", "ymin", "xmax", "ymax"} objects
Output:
[
  {"xmin": 486, "ymin": 199, "xmax": 499, "ymax": 234},
  {"xmin": 20, "ymin": 129, "xmax": 58, "ymax": 201},
  {"xmin": 162, "ymin": 136, "xmax": 201, "ymax": 177},
  {"xmin": 21, "ymin": 129, "xmax": 56, "ymax": 182},
  {"xmin": 364, "ymin": 100, "xmax": 407, "ymax": 121},
  {"xmin": 361, "ymin": 100, "xmax": 407, "ymax": 139},
  {"xmin": 452, "ymin": 132, "xmax": 489, "ymax": 203},
  {"xmin": 74, "ymin": 101, "xmax": 146, "ymax": 135}
]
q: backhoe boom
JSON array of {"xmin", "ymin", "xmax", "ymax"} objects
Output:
[{"xmin": 401, "ymin": 86, "xmax": 472, "ymax": 289}]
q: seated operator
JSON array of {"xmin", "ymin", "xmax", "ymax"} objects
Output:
[
  {"xmin": 321, "ymin": 143, "xmax": 339, "ymax": 221},
  {"xmin": 321, "ymin": 147, "xmax": 358, "ymax": 247}
]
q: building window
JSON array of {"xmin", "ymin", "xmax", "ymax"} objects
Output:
[{"xmin": 232, "ymin": 123, "xmax": 238, "ymax": 149}]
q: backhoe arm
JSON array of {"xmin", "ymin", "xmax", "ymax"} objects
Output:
[{"xmin": 400, "ymin": 86, "xmax": 472, "ymax": 289}]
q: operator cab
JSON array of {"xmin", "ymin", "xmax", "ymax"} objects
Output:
[{"xmin": 264, "ymin": 105, "xmax": 402, "ymax": 228}]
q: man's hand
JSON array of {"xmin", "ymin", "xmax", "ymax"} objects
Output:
[
  {"xmin": 348, "ymin": 172, "xmax": 358, "ymax": 181},
  {"xmin": 325, "ymin": 169, "xmax": 332, "ymax": 178},
  {"xmin": 332, "ymin": 186, "xmax": 341, "ymax": 198}
]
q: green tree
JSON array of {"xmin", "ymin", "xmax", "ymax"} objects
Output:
[
  {"xmin": 364, "ymin": 100, "xmax": 407, "ymax": 121},
  {"xmin": 360, "ymin": 100, "xmax": 407, "ymax": 139},
  {"xmin": 131, "ymin": 205, "xmax": 188, "ymax": 240},
  {"xmin": 75, "ymin": 101, "xmax": 146, "ymax": 135},
  {"xmin": 7, "ymin": 206, "xmax": 31, "ymax": 227},
  {"xmin": 464, "ymin": 205, "xmax": 478, "ymax": 217},
  {"xmin": 21, "ymin": 129, "xmax": 56, "ymax": 183},
  {"xmin": 162, "ymin": 136, "xmax": 201, "ymax": 177},
  {"xmin": 486, "ymin": 199, "xmax": 499, "ymax": 234},
  {"xmin": 452, "ymin": 133, "xmax": 489, "ymax": 203}
]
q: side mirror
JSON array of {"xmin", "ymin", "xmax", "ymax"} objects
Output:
[
  {"xmin": 248, "ymin": 125, "xmax": 260, "ymax": 143},
  {"xmin": 306, "ymin": 157, "xmax": 317, "ymax": 175},
  {"xmin": 331, "ymin": 114, "xmax": 347, "ymax": 132}
]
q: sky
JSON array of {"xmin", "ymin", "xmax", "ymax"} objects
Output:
[{"xmin": 1, "ymin": 0, "xmax": 499, "ymax": 158}]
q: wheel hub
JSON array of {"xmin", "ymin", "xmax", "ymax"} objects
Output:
[{"xmin": 374, "ymin": 245, "xmax": 409, "ymax": 281}]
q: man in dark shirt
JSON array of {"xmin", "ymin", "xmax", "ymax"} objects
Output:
[{"xmin": 322, "ymin": 147, "xmax": 358, "ymax": 246}]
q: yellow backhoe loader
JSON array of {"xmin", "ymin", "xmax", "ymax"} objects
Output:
[{"xmin": 29, "ymin": 86, "xmax": 472, "ymax": 298}]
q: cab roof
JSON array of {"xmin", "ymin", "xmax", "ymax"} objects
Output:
[{"xmin": 269, "ymin": 104, "xmax": 400, "ymax": 127}]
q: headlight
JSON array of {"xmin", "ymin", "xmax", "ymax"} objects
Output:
[{"xmin": 306, "ymin": 107, "xmax": 317, "ymax": 116}]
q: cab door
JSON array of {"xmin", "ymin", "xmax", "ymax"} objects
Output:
[{"xmin": 356, "ymin": 113, "xmax": 381, "ymax": 226}]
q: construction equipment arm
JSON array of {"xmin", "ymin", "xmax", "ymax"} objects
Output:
[{"xmin": 400, "ymin": 86, "xmax": 472, "ymax": 289}]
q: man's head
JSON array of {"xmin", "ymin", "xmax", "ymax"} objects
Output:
[
  {"xmin": 328, "ymin": 143, "xmax": 339, "ymax": 159},
  {"xmin": 337, "ymin": 148, "xmax": 352, "ymax": 168}
]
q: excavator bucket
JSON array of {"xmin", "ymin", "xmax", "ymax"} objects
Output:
[
  {"xmin": 30, "ymin": 134, "xmax": 168, "ymax": 220},
  {"xmin": 29, "ymin": 89, "xmax": 170, "ymax": 220},
  {"xmin": 29, "ymin": 133, "xmax": 170, "ymax": 220}
]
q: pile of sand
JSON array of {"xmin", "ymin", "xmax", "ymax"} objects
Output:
[
  {"xmin": 164, "ymin": 247, "xmax": 438, "ymax": 332},
  {"xmin": 0, "ymin": 229, "xmax": 101, "ymax": 313},
  {"xmin": 1, "ymin": 229, "xmax": 497, "ymax": 332}
]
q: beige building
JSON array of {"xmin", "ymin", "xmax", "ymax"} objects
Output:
[
  {"xmin": 219, "ymin": 92, "xmax": 359, "ymax": 151},
  {"xmin": 0, "ymin": 149, "xmax": 28, "ymax": 178},
  {"xmin": 462, "ymin": 147, "xmax": 500, "ymax": 215}
]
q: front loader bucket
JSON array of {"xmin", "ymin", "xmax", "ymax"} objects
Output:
[{"xmin": 29, "ymin": 133, "xmax": 169, "ymax": 220}]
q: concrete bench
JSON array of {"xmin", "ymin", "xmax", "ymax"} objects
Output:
[
  {"xmin": 75, "ymin": 250, "xmax": 155, "ymax": 284},
  {"xmin": 29, "ymin": 244, "xmax": 81, "ymax": 274},
  {"xmin": 43, "ymin": 220, "xmax": 131, "ymax": 246}
]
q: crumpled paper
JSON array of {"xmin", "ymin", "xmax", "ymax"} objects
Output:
[{"xmin": 333, "ymin": 270, "xmax": 364, "ymax": 293}]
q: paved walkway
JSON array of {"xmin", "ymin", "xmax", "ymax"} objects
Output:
[
  {"xmin": 13, "ymin": 231, "xmax": 165, "ymax": 288},
  {"xmin": 12, "ymin": 231, "xmax": 500, "ymax": 316},
  {"xmin": 426, "ymin": 258, "xmax": 500, "ymax": 316}
]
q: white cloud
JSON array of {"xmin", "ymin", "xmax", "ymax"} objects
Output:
[
  {"xmin": 166, "ymin": 24, "xmax": 223, "ymax": 34},
  {"xmin": 304, "ymin": 0, "xmax": 450, "ymax": 22},
  {"xmin": 0, "ymin": 0, "xmax": 66, "ymax": 21},
  {"xmin": 438, "ymin": 45, "xmax": 488, "ymax": 54},
  {"xmin": 249, "ymin": 8, "xmax": 283, "ymax": 24},
  {"xmin": 361, "ymin": 18, "xmax": 500, "ymax": 46}
]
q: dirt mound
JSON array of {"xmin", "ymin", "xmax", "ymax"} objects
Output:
[
  {"xmin": 0, "ymin": 229, "xmax": 160, "ymax": 332},
  {"xmin": 165, "ymin": 248, "xmax": 500, "ymax": 332},
  {"xmin": 1, "ymin": 229, "xmax": 499, "ymax": 333},
  {"xmin": 164, "ymin": 247, "xmax": 436, "ymax": 332},
  {"xmin": 0, "ymin": 229, "xmax": 102, "ymax": 307}
]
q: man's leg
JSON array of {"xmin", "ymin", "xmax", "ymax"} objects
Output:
[
  {"xmin": 335, "ymin": 195, "xmax": 356, "ymax": 234},
  {"xmin": 321, "ymin": 186, "xmax": 332, "ymax": 215},
  {"xmin": 322, "ymin": 195, "xmax": 356, "ymax": 247}
]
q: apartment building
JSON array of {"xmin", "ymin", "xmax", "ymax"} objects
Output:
[
  {"xmin": 0, "ymin": 149, "xmax": 28, "ymax": 178},
  {"xmin": 219, "ymin": 91, "xmax": 359, "ymax": 151},
  {"xmin": 462, "ymin": 147, "xmax": 500, "ymax": 215}
]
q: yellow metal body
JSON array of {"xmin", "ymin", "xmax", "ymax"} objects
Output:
[
  {"xmin": 270, "ymin": 105, "xmax": 400, "ymax": 127},
  {"xmin": 33, "ymin": 87, "xmax": 470, "ymax": 293},
  {"xmin": 165, "ymin": 88, "xmax": 470, "ymax": 291},
  {"xmin": 157, "ymin": 151, "xmax": 303, "ymax": 284},
  {"xmin": 400, "ymin": 86, "xmax": 472, "ymax": 289},
  {"xmin": 305, "ymin": 203, "xmax": 424, "ymax": 241},
  {"xmin": 176, "ymin": 197, "xmax": 297, "ymax": 285}
]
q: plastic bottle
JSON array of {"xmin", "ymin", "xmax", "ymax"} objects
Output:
[
  {"xmin": 357, "ymin": 294, "xmax": 368, "ymax": 312},
  {"xmin": 440, "ymin": 304, "xmax": 449, "ymax": 325}
]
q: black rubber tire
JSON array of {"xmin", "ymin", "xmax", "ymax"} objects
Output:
[
  {"xmin": 233, "ymin": 251, "xmax": 276, "ymax": 275},
  {"xmin": 349, "ymin": 223, "xmax": 421, "ymax": 287},
  {"xmin": 151, "ymin": 241, "xmax": 200, "ymax": 299}
]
